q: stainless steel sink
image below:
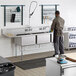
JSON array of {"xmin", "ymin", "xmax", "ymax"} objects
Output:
[{"xmin": 25, "ymin": 28, "xmax": 32, "ymax": 31}]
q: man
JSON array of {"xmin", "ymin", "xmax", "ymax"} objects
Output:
[{"xmin": 51, "ymin": 10, "xmax": 65, "ymax": 57}]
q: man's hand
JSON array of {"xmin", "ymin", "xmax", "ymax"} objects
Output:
[{"xmin": 51, "ymin": 29, "xmax": 53, "ymax": 32}]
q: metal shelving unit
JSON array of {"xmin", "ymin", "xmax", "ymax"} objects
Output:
[
  {"xmin": 64, "ymin": 27, "xmax": 76, "ymax": 50},
  {"xmin": 39, "ymin": 4, "xmax": 59, "ymax": 24},
  {"xmin": 1, "ymin": 5, "xmax": 25, "ymax": 26}
]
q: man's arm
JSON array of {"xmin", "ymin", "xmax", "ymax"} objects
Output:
[
  {"xmin": 51, "ymin": 19, "xmax": 55, "ymax": 31},
  {"xmin": 59, "ymin": 18, "xmax": 65, "ymax": 30},
  {"xmin": 62, "ymin": 19, "xmax": 65, "ymax": 29}
]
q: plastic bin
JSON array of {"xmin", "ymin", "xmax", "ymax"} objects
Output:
[{"xmin": 0, "ymin": 57, "xmax": 15, "ymax": 76}]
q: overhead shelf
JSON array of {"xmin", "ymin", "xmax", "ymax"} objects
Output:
[
  {"xmin": 1, "ymin": 5, "xmax": 25, "ymax": 7},
  {"xmin": 1, "ymin": 5, "xmax": 25, "ymax": 26},
  {"xmin": 39, "ymin": 4, "xmax": 59, "ymax": 6},
  {"xmin": 39, "ymin": 4, "xmax": 59, "ymax": 24}
]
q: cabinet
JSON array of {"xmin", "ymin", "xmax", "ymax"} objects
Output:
[
  {"xmin": 37, "ymin": 33, "xmax": 51, "ymax": 44},
  {"xmin": 64, "ymin": 27, "xmax": 76, "ymax": 50},
  {"xmin": 14, "ymin": 33, "xmax": 53, "ymax": 46},
  {"xmin": 46, "ymin": 58, "xmax": 76, "ymax": 76},
  {"xmin": 14, "ymin": 32, "xmax": 53, "ymax": 60},
  {"xmin": 14, "ymin": 35, "xmax": 35, "ymax": 46}
]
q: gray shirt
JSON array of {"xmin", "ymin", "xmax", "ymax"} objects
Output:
[{"xmin": 51, "ymin": 16, "xmax": 65, "ymax": 36}]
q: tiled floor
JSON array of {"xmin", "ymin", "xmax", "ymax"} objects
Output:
[{"xmin": 7, "ymin": 49, "xmax": 76, "ymax": 76}]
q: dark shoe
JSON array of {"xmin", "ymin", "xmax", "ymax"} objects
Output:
[
  {"xmin": 53, "ymin": 54, "xmax": 58, "ymax": 57},
  {"xmin": 53, "ymin": 54, "xmax": 55, "ymax": 57}
]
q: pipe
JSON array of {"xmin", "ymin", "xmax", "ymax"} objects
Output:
[{"xmin": 29, "ymin": 1, "xmax": 38, "ymax": 25}]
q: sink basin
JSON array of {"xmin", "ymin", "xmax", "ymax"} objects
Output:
[
  {"xmin": 25, "ymin": 28, "xmax": 32, "ymax": 31},
  {"xmin": 39, "ymin": 26, "xmax": 49, "ymax": 30}
]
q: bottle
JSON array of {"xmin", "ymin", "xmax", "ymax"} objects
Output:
[{"xmin": 16, "ymin": 6, "xmax": 20, "ymax": 12}]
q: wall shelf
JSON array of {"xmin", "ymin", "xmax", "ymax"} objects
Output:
[
  {"xmin": 39, "ymin": 4, "xmax": 59, "ymax": 24},
  {"xmin": 1, "ymin": 5, "xmax": 25, "ymax": 7},
  {"xmin": 1, "ymin": 5, "xmax": 25, "ymax": 26}
]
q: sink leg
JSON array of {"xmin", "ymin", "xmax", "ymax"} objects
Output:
[
  {"xmin": 15, "ymin": 44, "xmax": 17, "ymax": 57},
  {"xmin": 21, "ymin": 46, "xmax": 23, "ymax": 60}
]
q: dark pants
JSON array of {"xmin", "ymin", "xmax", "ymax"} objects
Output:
[{"xmin": 54, "ymin": 36, "xmax": 64, "ymax": 55}]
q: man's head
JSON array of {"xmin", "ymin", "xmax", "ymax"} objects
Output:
[{"xmin": 55, "ymin": 10, "xmax": 60, "ymax": 17}]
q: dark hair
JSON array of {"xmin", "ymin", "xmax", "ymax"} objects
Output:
[{"xmin": 55, "ymin": 11, "xmax": 60, "ymax": 15}]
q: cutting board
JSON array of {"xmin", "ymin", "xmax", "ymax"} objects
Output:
[{"xmin": 65, "ymin": 53, "xmax": 76, "ymax": 62}]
